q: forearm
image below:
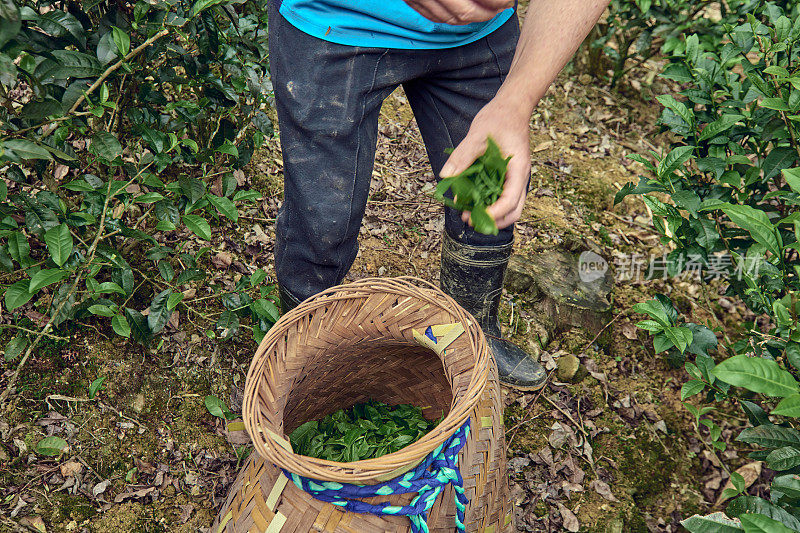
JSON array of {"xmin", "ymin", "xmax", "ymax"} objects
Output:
[{"xmin": 496, "ymin": 0, "xmax": 610, "ymax": 114}]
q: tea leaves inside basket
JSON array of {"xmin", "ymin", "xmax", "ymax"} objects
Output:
[{"xmin": 289, "ymin": 400, "xmax": 443, "ymax": 462}]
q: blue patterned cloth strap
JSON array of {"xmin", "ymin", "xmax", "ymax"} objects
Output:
[{"xmin": 284, "ymin": 418, "xmax": 471, "ymax": 533}]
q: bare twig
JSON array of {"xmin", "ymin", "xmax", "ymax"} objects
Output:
[
  {"xmin": 0, "ymin": 324, "xmax": 69, "ymax": 341},
  {"xmin": 543, "ymin": 395, "xmax": 588, "ymax": 437},
  {"xmin": 583, "ymin": 311, "xmax": 627, "ymax": 352},
  {"xmin": 68, "ymin": 29, "xmax": 170, "ymax": 115}
]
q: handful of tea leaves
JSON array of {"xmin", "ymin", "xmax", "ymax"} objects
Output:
[
  {"xmin": 435, "ymin": 137, "xmax": 511, "ymax": 236},
  {"xmin": 289, "ymin": 401, "xmax": 441, "ymax": 462}
]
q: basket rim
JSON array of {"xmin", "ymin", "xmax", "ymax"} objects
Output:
[{"xmin": 242, "ymin": 276, "xmax": 490, "ymax": 484}]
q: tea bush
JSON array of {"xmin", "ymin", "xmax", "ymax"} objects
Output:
[
  {"xmin": 592, "ymin": 0, "xmax": 770, "ymax": 87},
  {"xmin": 619, "ymin": 3, "xmax": 800, "ymax": 527},
  {"xmin": 0, "ymin": 0, "xmax": 278, "ymax": 398}
]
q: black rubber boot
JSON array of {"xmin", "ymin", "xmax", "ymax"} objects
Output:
[
  {"xmin": 278, "ymin": 285, "xmax": 302, "ymax": 315},
  {"xmin": 440, "ymin": 234, "xmax": 546, "ymax": 391}
]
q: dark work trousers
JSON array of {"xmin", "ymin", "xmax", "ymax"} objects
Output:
[{"xmin": 269, "ymin": 3, "xmax": 521, "ymax": 301}]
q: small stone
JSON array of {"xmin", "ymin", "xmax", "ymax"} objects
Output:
[
  {"xmin": 579, "ymin": 73, "xmax": 593, "ymax": 85},
  {"xmin": 131, "ymin": 394, "xmax": 146, "ymax": 414},
  {"xmin": 557, "ymin": 354, "xmax": 580, "ymax": 382}
]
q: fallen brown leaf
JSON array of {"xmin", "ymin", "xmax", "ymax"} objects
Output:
[
  {"xmin": 590, "ymin": 479, "xmax": 619, "ymax": 502},
  {"xmin": 20, "ymin": 516, "xmax": 46, "ymax": 533},
  {"xmin": 212, "ymin": 251, "xmax": 232, "ymax": 269},
  {"xmin": 114, "ymin": 486, "xmax": 155, "ymax": 503},
  {"xmin": 59, "ymin": 461, "xmax": 83, "ymax": 478},
  {"xmin": 179, "ymin": 503, "xmax": 195, "ymax": 524},
  {"xmin": 715, "ymin": 461, "xmax": 762, "ymax": 507},
  {"xmin": 557, "ymin": 503, "xmax": 580, "ymax": 532},
  {"xmin": 92, "ymin": 479, "xmax": 110, "ymax": 497},
  {"xmin": 621, "ymin": 321, "xmax": 638, "ymax": 340},
  {"xmin": 54, "ymin": 164, "xmax": 69, "ymax": 182}
]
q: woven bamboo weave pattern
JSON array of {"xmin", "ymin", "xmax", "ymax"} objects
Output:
[{"xmin": 212, "ymin": 277, "xmax": 514, "ymax": 532}]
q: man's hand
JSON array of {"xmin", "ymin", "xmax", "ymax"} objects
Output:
[
  {"xmin": 439, "ymin": 0, "xmax": 611, "ymax": 231},
  {"xmin": 440, "ymin": 94, "xmax": 532, "ymax": 230},
  {"xmin": 404, "ymin": 0, "xmax": 512, "ymax": 25}
]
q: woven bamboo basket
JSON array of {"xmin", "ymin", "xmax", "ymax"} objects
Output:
[{"xmin": 211, "ymin": 277, "xmax": 514, "ymax": 533}]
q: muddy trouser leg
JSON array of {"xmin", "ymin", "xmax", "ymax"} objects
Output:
[
  {"xmin": 268, "ymin": 4, "xmax": 399, "ymax": 304},
  {"xmin": 402, "ymin": 13, "xmax": 521, "ymax": 248},
  {"xmin": 403, "ymin": 16, "xmax": 546, "ymax": 390}
]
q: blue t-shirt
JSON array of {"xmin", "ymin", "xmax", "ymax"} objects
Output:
[{"xmin": 277, "ymin": 0, "xmax": 514, "ymax": 49}]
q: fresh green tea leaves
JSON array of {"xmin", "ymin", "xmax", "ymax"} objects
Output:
[
  {"xmin": 36, "ymin": 436, "xmax": 69, "ymax": 456},
  {"xmin": 435, "ymin": 137, "xmax": 510, "ymax": 236},
  {"xmin": 289, "ymin": 400, "xmax": 440, "ymax": 462},
  {"xmin": 205, "ymin": 395, "xmax": 237, "ymax": 421}
]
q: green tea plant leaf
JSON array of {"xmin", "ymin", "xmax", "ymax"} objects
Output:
[
  {"xmin": 656, "ymin": 95, "xmax": 694, "ymax": 128},
  {"xmin": 664, "ymin": 326, "xmax": 693, "ymax": 353},
  {"xmin": 35, "ymin": 436, "xmax": 68, "ymax": 456},
  {"xmin": 772, "ymin": 474, "xmax": 800, "ymax": 499},
  {"xmin": 657, "ymin": 145, "xmax": 695, "ymax": 179},
  {"xmin": 740, "ymin": 513, "xmax": 795, "ymax": 533},
  {"xmin": 51, "ymin": 50, "xmax": 102, "ymax": 78},
  {"xmin": 289, "ymin": 400, "xmax": 439, "ymax": 462},
  {"xmin": 712, "ymin": 355, "xmax": 799, "ymax": 397},
  {"xmin": 37, "ymin": 11, "xmax": 84, "ymax": 45},
  {"xmin": 4, "ymin": 336, "xmax": 27, "ymax": 362},
  {"xmin": 111, "ymin": 314, "xmax": 130, "ymax": 338},
  {"xmin": 125, "ymin": 308, "xmax": 151, "ymax": 346},
  {"xmin": 90, "ymin": 132, "xmax": 122, "ymax": 161},
  {"xmin": 681, "ymin": 512, "xmax": 745, "ymax": 533},
  {"xmin": 728, "ymin": 495, "xmax": 800, "ymax": 530},
  {"xmin": 207, "ymin": 194, "xmax": 238, "ymax": 222},
  {"xmin": 88, "ymin": 376, "xmax": 106, "ymax": 399},
  {"xmin": 147, "ymin": 289, "xmax": 171, "ymax": 333},
  {"xmin": 681, "ymin": 380, "xmax": 706, "ymax": 400},
  {"xmin": 44, "ymin": 224, "xmax": 73, "ymax": 266},
  {"xmin": 766, "ymin": 446, "xmax": 800, "ymax": 470},
  {"xmin": 1, "ymin": 139, "xmax": 52, "ymax": 161},
  {"xmin": 8, "ymin": 232, "xmax": 30, "ymax": 267},
  {"xmin": 5, "ymin": 280, "xmax": 33, "ymax": 311},
  {"xmin": 435, "ymin": 137, "xmax": 509, "ymax": 236},
  {"xmin": 773, "ymin": 394, "xmax": 800, "ymax": 417},
  {"xmin": 183, "ymin": 214, "xmax": 211, "ymax": 241},
  {"xmin": 251, "ymin": 298, "xmax": 279, "ymax": 322},
  {"xmin": 29, "ymin": 268, "xmax": 68, "ymax": 292},
  {"xmin": 698, "ymin": 114, "xmax": 743, "ymax": 142},
  {"xmin": 718, "ymin": 205, "xmax": 780, "ymax": 258},
  {"xmin": 111, "ymin": 26, "xmax": 130, "ymax": 56},
  {"xmin": 737, "ymin": 424, "xmax": 800, "ymax": 448},
  {"xmin": 205, "ymin": 395, "xmax": 236, "ymax": 420},
  {"xmin": 783, "ymin": 168, "xmax": 800, "ymax": 194},
  {"xmin": 167, "ymin": 293, "xmax": 183, "ymax": 311}
]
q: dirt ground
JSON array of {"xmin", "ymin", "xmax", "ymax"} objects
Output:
[{"xmin": 0, "ymin": 62, "xmax": 763, "ymax": 532}]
